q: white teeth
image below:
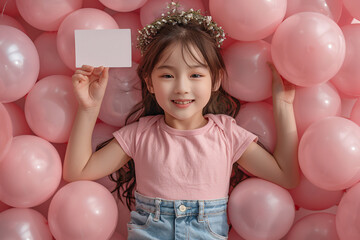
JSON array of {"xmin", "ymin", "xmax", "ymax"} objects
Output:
[{"xmin": 173, "ymin": 100, "xmax": 193, "ymax": 104}]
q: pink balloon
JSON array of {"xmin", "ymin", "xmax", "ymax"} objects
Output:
[
  {"xmin": 235, "ymin": 102, "xmax": 276, "ymax": 153},
  {"xmin": 288, "ymin": 173, "xmax": 343, "ymax": 210},
  {"xmin": 0, "ymin": 135, "xmax": 62, "ymax": 208},
  {"xmin": 209, "ymin": 0, "xmax": 286, "ymax": 41},
  {"xmin": 109, "ymin": 231, "xmax": 126, "ymax": 240},
  {"xmin": 285, "ymin": 0, "xmax": 343, "ymax": 23},
  {"xmin": 341, "ymin": 96, "xmax": 357, "ymax": 119},
  {"xmin": 25, "ymin": 75, "xmax": 78, "ymax": 143},
  {"xmin": 99, "ymin": 65, "xmax": 142, "ymax": 127},
  {"xmin": 228, "ymin": 228, "xmax": 246, "ymax": 240},
  {"xmin": 0, "ymin": 200, "xmax": 11, "ymax": 213},
  {"xmin": 15, "ymin": 15, "xmax": 44, "ymax": 41},
  {"xmin": 336, "ymin": 182, "xmax": 360, "ymax": 240},
  {"xmin": 222, "ymin": 41, "xmax": 272, "ymax": 102},
  {"xmin": 337, "ymin": 6, "xmax": 355, "ymax": 27},
  {"xmin": 34, "ymin": 32, "xmax": 73, "ymax": 79},
  {"xmin": 48, "ymin": 181, "xmax": 118, "ymax": 240},
  {"xmin": 113, "ymin": 12, "xmax": 142, "ymax": 62},
  {"xmin": 3, "ymin": 102, "xmax": 32, "ymax": 136},
  {"xmin": 0, "ymin": 14, "xmax": 26, "ymax": 32},
  {"xmin": 0, "ymin": 0, "xmax": 20, "ymax": 17},
  {"xmin": 57, "ymin": 8, "xmax": 119, "ymax": 70},
  {"xmin": 350, "ymin": 99, "xmax": 360, "ymax": 126},
  {"xmin": 0, "ymin": 25, "xmax": 39, "ymax": 103},
  {"xmin": 0, "ymin": 103, "xmax": 12, "ymax": 161},
  {"xmin": 271, "ymin": 12, "xmax": 346, "ymax": 87},
  {"xmin": 0, "ymin": 208, "xmax": 53, "ymax": 239},
  {"xmin": 92, "ymin": 122, "xmax": 118, "ymax": 152},
  {"xmin": 299, "ymin": 117, "xmax": 360, "ymax": 191},
  {"xmin": 16, "ymin": 0, "xmax": 82, "ymax": 31},
  {"xmin": 331, "ymin": 25, "xmax": 360, "ymax": 96},
  {"xmin": 140, "ymin": 0, "xmax": 205, "ymax": 26},
  {"xmin": 287, "ymin": 213, "xmax": 339, "ymax": 240},
  {"xmin": 228, "ymin": 178, "xmax": 295, "ymax": 240},
  {"xmin": 343, "ymin": 0, "xmax": 360, "ymax": 20},
  {"xmin": 100, "ymin": 0, "xmax": 148, "ymax": 12},
  {"xmin": 82, "ymin": 0, "xmax": 106, "ymax": 9},
  {"xmin": 293, "ymin": 82, "xmax": 341, "ymax": 137},
  {"xmin": 294, "ymin": 206, "xmax": 338, "ymax": 223}
]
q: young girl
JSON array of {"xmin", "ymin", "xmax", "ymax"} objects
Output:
[{"xmin": 63, "ymin": 5, "xmax": 299, "ymax": 240}]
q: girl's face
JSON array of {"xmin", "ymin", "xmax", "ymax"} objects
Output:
[{"xmin": 148, "ymin": 43, "xmax": 215, "ymax": 130}]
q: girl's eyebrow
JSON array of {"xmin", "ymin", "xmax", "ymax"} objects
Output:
[{"xmin": 156, "ymin": 64, "xmax": 208, "ymax": 70}]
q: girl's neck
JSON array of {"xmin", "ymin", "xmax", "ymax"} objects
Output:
[{"xmin": 163, "ymin": 113, "xmax": 208, "ymax": 130}]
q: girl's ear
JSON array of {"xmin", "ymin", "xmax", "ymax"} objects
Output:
[
  {"xmin": 212, "ymin": 71, "xmax": 224, "ymax": 91},
  {"xmin": 145, "ymin": 78, "xmax": 154, "ymax": 93}
]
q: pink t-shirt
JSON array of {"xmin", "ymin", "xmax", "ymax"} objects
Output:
[{"xmin": 113, "ymin": 114, "xmax": 257, "ymax": 200}]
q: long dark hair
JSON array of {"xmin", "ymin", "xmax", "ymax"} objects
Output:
[{"xmin": 96, "ymin": 23, "xmax": 249, "ymax": 211}]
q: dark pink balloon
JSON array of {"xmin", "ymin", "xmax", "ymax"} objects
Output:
[
  {"xmin": 0, "ymin": 14, "xmax": 26, "ymax": 32},
  {"xmin": 57, "ymin": 8, "xmax": 119, "ymax": 70},
  {"xmin": 343, "ymin": 0, "xmax": 360, "ymax": 20},
  {"xmin": 288, "ymin": 173, "xmax": 343, "ymax": 210},
  {"xmin": 0, "ymin": 103, "xmax": 12, "ymax": 161},
  {"xmin": 113, "ymin": 12, "xmax": 142, "ymax": 62},
  {"xmin": 331, "ymin": 25, "xmax": 360, "ymax": 96},
  {"xmin": 16, "ymin": 0, "xmax": 82, "ymax": 31},
  {"xmin": 100, "ymin": 0, "xmax": 148, "ymax": 12},
  {"xmin": 271, "ymin": 12, "xmax": 345, "ymax": 87},
  {"xmin": 0, "ymin": 25, "xmax": 39, "ymax": 103},
  {"xmin": 34, "ymin": 32, "xmax": 73, "ymax": 79},
  {"xmin": 228, "ymin": 178, "xmax": 295, "ymax": 240},
  {"xmin": 3, "ymin": 102, "xmax": 32, "ymax": 136},
  {"xmin": 99, "ymin": 64, "xmax": 142, "ymax": 127},
  {"xmin": 0, "ymin": 135, "xmax": 62, "ymax": 208},
  {"xmin": 48, "ymin": 181, "xmax": 118, "ymax": 240},
  {"xmin": 228, "ymin": 228, "xmax": 246, "ymax": 240},
  {"xmin": 25, "ymin": 75, "xmax": 78, "ymax": 143},
  {"xmin": 336, "ymin": 182, "xmax": 360, "ymax": 240},
  {"xmin": 287, "ymin": 213, "xmax": 339, "ymax": 240},
  {"xmin": 350, "ymin": 99, "xmax": 360, "ymax": 126},
  {"xmin": 222, "ymin": 41, "xmax": 272, "ymax": 102},
  {"xmin": 210, "ymin": 0, "xmax": 286, "ymax": 41},
  {"xmin": 140, "ymin": 0, "xmax": 205, "ymax": 26},
  {"xmin": 285, "ymin": 0, "xmax": 343, "ymax": 23},
  {"xmin": 293, "ymin": 82, "xmax": 341, "ymax": 137},
  {"xmin": 235, "ymin": 102, "xmax": 276, "ymax": 153},
  {"xmin": 299, "ymin": 117, "xmax": 360, "ymax": 191},
  {"xmin": 0, "ymin": 208, "xmax": 53, "ymax": 239},
  {"xmin": 82, "ymin": 0, "xmax": 106, "ymax": 9},
  {"xmin": 0, "ymin": 0, "xmax": 20, "ymax": 17},
  {"xmin": 337, "ymin": 6, "xmax": 354, "ymax": 27},
  {"xmin": 0, "ymin": 201, "xmax": 11, "ymax": 213}
]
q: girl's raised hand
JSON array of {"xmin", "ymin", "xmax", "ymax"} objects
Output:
[
  {"xmin": 72, "ymin": 65, "xmax": 109, "ymax": 110},
  {"xmin": 268, "ymin": 62, "xmax": 295, "ymax": 104}
]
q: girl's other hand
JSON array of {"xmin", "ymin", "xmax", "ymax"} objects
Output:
[
  {"xmin": 268, "ymin": 62, "xmax": 295, "ymax": 104},
  {"xmin": 72, "ymin": 65, "xmax": 109, "ymax": 110}
]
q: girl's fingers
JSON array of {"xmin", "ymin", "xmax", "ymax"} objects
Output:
[
  {"xmin": 93, "ymin": 66, "xmax": 104, "ymax": 76},
  {"xmin": 99, "ymin": 67, "xmax": 109, "ymax": 85}
]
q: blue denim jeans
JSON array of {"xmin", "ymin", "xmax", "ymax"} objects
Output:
[{"xmin": 127, "ymin": 191, "xmax": 229, "ymax": 240}]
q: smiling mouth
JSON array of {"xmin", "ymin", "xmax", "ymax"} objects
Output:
[{"xmin": 172, "ymin": 100, "xmax": 195, "ymax": 105}]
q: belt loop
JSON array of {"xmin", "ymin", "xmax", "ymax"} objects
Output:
[
  {"xmin": 154, "ymin": 198, "xmax": 161, "ymax": 222},
  {"xmin": 198, "ymin": 200, "xmax": 204, "ymax": 222}
]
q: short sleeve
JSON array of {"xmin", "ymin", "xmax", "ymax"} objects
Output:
[{"xmin": 112, "ymin": 121, "xmax": 139, "ymax": 158}]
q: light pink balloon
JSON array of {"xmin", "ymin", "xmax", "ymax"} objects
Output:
[
  {"xmin": 92, "ymin": 122, "xmax": 118, "ymax": 152},
  {"xmin": 331, "ymin": 25, "xmax": 360, "ymax": 96},
  {"xmin": 34, "ymin": 32, "xmax": 73, "ymax": 79},
  {"xmin": 285, "ymin": 0, "xmax": 343, "ymax": 23},
  {"xmin": 48, "ymin": 181, "xmax": 118, "ymax": 240},
  {"xmin": 140, "ymin": 0, "xmax": 205, "ymax": 26},
  {"xmin": 228, "ymin": 178, "xmax": 295, "ymax": 240},
  {"xmin": 99, "ymin": 65, "xmax": 142, "ymax": 127},
  {"xmin": 3, "ymin": 102, "xmax": 32, "ymax": 136},
  {"xmin": 16, "ymin": 0, "xmax": 82, "ymax": 31},
  {"xmin": 0, "ymin": 0, "xmax": 20, "ymax": 17},
  {"xmin": 287, "ymin": 213, "xmax": 339, "ymax": 240},
  {"xmin": 235, "ymin": 102, "xmax": 276, "ymax": 153},
  {"xmin": 25, "ymin": 75, "xmax": 78, "ymax": 143},
  {"xmin": 0, "ymin": 208, "xmax": 53, "ymax": 239},
  {"xmin": 293, "ymin": 82, "xmax": 341, "ymax": 137},
  {"xmin": 336, "ymin": 182, "xmax": 360, "ymax": 240},
  {"xmin": 343, "ymin": 0, "xmax": 360, "ymax": 20},
  {"xmin": 299, "ymin": 117, "xmax": 360, "ymax": 191},
  {"xmin": 57, "ymin": 8, "xmax": 119, "ymax": 70},
  {"xmin": 222, "ymin": 41, "xmax": 272, "ymax": 102},
  {"xmin": 209, "ymin": 0, "xmax": 286, "ymax": 41},
  {"xmin": 271, "ymin": 12, "xmax": 345, "ymax": 87},
  {"xmin": 0, "ymin": 14, "xmax": 26, "ymax": 32},
  {"xmin": 288, "ymin": 173, "xmax": 343, "ymax": 210},
  {"xmin": 0, "ymin": 25, "xmax": 39, "ymax": 103},
  {"xmin": 113, "ymin": 12, "xmax": 142, "ymax": 62},
  {"xmin": 0, "ymin": 103, "xmax": 12, "ymax": 161},
  {"xmin": 100, "ymin": 0, "xmax": 148, "ymax": 12},
  {"xmin": 0, "ymin": 135, "xmax": 62, "ymax": 208}
]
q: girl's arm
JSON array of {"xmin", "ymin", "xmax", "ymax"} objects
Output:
[
  {"xmin": 236, "ymin": 63, "xmax": 300, "ymax": 189},
  {"xmin": 63, "ymin": 65, "xmax": 131, "ymax": 182}
]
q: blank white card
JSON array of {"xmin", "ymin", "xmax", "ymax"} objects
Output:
[{"xmin": 75, "ymin": 29, "xmax": 132, "ymax": 68}]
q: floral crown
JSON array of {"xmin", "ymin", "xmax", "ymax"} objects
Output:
[{"xmin": 137, "ymin": 1, "xmax": 226, "ymax": 55}]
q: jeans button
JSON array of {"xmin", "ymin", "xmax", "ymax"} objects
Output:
[{"xmin": 179, "ymin": 205, "xmax": 186, "ymax": 212}]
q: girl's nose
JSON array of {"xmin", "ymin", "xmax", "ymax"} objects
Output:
[{"xmin": 174, "ymin": 76, "xmax": 190, "ymax": 94}]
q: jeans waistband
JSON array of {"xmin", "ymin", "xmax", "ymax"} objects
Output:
[{"xmin": 134, "ymin": 191, "xmax": 228, "ymax": 222}]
